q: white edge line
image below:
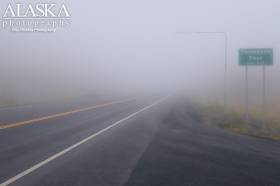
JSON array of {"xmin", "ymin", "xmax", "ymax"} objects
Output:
[{"xmin": 0, "ymin": 97, "xmax": 168, "ymax": 186}]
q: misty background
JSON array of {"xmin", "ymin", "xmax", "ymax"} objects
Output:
[{"xmin": 0, "ymin": 0, "xmax": 279, "ymax": 117}]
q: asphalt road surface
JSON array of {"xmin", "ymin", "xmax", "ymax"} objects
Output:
[{"xmin": 0, "ymin": 96, "xmax": 280, "ymax": 186}]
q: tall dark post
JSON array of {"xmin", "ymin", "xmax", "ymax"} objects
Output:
[
  {"xmin": 245, "ymin": 65, "xmax": 249, "ymax": 124},
  {"xmin": 262, "ymin": 65, "xmax": 266, "ymax": 129}
]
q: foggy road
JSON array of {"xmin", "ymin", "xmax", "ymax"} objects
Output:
[
  {"xmin": 0, "ymin": 96, "xmax": 280, "ymax": 186},
  {"xmin": 1, "ymin": 0, "xmax": 280, "ymax": 185}
]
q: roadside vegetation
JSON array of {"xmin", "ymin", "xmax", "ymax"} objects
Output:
[{"xmin": 194, "ymin": 100, "xmax": 280, "ymax": 141}]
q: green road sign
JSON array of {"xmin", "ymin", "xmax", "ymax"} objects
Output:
[{"xmin": 239, "ymin": 48, "xmax": 273, "ymax": 66}]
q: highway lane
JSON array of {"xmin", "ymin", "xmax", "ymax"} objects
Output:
[
  {"xmin": 125, "ymin": 99, "xmax": 280, "ymax": 186},
  {"xmin": 0, "ymin": 96, "xmax": 163, "ymax": 185},
  {"xmin": 1, "ymin": 96, "xmax": 280, "ymax": 186},
  {"xmin": 0, "ymin": 95, "xmax": 129, "ymax": 125}
]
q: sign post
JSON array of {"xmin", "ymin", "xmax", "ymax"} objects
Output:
[
  {"xmin": 239, "ymin": 48, "xmax": 273, "ymax": 127},
  {"xmin": 262, "ymin": 65, "xmax": 266, "ymax": 128},
  {"xmin": 245, "ymin": 65, "xmax": 249, "ymax": 124}
]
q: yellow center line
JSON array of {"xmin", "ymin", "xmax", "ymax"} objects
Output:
[{"xmin": 0, "ymin": 99, "xmax": 133, "ymax": 130}]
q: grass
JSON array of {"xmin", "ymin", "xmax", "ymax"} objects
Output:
[{"xmin": 194, "ymin": 100, "xmax": 280, "ymax": 141}]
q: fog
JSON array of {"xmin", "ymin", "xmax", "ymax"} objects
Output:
[{"xmin": 0, "ymin": 0, "xmax": 279, "ymax": 110}]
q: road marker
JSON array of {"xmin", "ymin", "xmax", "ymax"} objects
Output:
[
  {"xmin": 0, "ymin": 97, "xmax": 167, "ymax": 186},
  {"xmin": 0, "ymin": 99, "xmax": 133, "ymax": 130}
]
